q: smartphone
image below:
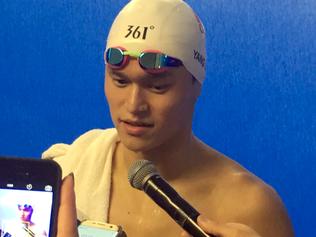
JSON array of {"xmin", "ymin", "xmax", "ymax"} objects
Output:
[
  {"xmin": 0, "ymin": 156, "xmax": 62, "ymax": 237},
  {"xmin": 78, "ymin": 220, "xmax": 124, "ymax": 237}
]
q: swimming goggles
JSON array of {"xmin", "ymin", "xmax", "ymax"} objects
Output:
[{"xmin": 105, "ymin": 47, "xmax": 183, "ymax": 73}]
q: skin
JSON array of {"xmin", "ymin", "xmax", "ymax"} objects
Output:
[
  {"xmin": 56, "ymin": 59, "xmax": 294, "ymax": 237},
  {"xmin": 104, "ymin": 60, "xmax": 201, "ymax": 160},
  {"xmin": 19, "ymin": 207, "xmax": 33, "ymax": 223},
  {"xmin": 181, "ymin": 216, "xmax": 262, "ymax": 237},
  {"xmin": 57, "ymin": 174, "xmax": 78, "ymax": 237}
]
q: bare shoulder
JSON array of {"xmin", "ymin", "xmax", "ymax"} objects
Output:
[
  {"xmin": 217, "ymin": 169, "xmax": 294, "ymax": 236},
  {"xmin": 190, "ymin": 140, "xmax": 295, "ymax": 237}
]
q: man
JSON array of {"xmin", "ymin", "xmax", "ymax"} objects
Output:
[
  {"xmin": 0, "ymin": 204, "xmax": 47, "ymax": 237},
  {"xmin": 18, "ymin": 204, "xmax": 48, "ymax": 237},
  {"xmin": 44, "ymin": 0, "xmax": 295, "ymax": 236}
]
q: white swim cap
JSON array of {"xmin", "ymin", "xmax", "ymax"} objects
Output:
[{"xmin": 106, "ymin": 0, "xmax": 206, "ymax": 84}]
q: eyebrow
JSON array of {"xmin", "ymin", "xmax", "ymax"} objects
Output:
[
  {"xmin": 108, "ymin": 68, "xmax": 173, "ymax": 82},
  {"xmin": 108, "ymin": 69, "xmax": 128, "ymax": 80}
]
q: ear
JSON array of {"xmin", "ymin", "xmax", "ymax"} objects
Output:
[{"xmin": 192, "ymin": 77, "xmax": 202, "ymax": 101}]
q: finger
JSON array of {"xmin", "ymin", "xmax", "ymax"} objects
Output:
[
  {"xmin": 180, "ymin": 230, "xmax": 192, "ymax": 237},
  {"xmin": 226, "ymin": 223, "xmax": 261, "ymax": 237},
  {"xmin": 57, "ymin": 173, "xmax": 79, "ymax": 237},
  {"xmin": 197, "ymin": 215, "xmax": 226, "ymax": 236},
  {"xmin": 198, "ymin": 216, "xmax": 261, "ymax": 237},
  {"xmin": 180, "ymin": 216, "xmax": 223, "ymax": 237}
]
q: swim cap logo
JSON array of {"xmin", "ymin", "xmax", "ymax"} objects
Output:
[
  {"xmin": 194, "ymin": 50, "xmax": 205, "ymax": 68},
  {"xmin": 125, "ymin": 25, "xmax": 155, "ymax": 40}
]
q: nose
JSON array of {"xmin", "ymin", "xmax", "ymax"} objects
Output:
[{"xmin": 125, "ymin": 84, "xmax": 149, "ymax": 114}]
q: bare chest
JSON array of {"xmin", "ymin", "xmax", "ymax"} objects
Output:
[{"xmin": 108, "ymin": 181, "xmax": 184, "ymax": 237}]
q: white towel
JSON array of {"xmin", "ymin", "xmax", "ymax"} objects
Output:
[{"xmin": 42, "ymin": 128, "xmax": 118, "ymax": 222}]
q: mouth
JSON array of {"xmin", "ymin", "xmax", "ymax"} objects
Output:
[
  {"xmin": 119, "ymin": 119, "xmax": 154, "ymax": 136},
  {"xmin": 120, "ymin": 119, "xmax": 154, "ymax": 127}
]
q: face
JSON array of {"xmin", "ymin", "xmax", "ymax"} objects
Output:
[
  {"xmin": 105, "ymin": 59, "xmax": 201, "ymax": 153},
  {"xmin": 18, "ymin": 205, "xmax": 33, "ymax": 222}
]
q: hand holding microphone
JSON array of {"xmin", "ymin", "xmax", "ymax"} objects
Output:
[{"xmin": 128, "ymin": 159, "xmax": 215, "ymax": 237}]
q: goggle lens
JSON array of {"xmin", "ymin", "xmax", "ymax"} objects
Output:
[
  {"xmin": 106, "ymin": 48, "xmax": 125, "ymax": 66},
  {"xmin": 139, "ymin": 52, "xmax": 165, "ymax": 69}
]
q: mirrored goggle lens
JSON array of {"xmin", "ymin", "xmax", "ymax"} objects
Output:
[
  {"xmin": 106, "ymin": 48, "xmax": 124, "ymax": 66},
  {"xmin": 139, "ymin": 52, "xmax": 165, "ymax": 69}
]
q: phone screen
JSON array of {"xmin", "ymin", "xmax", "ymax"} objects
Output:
[
  {"xmin": 78, "ymin": 225, "xmax": 119, "ymax": 237},
  {"xmin": 0, "ymin": 157, "xmax": 61, "ymax": 237}
]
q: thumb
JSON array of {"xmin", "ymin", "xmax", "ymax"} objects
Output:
[
  {"xmin": 180, "ymin": 230, "xmax": 192, "ymax": 237},
  {"xmin": 57, "ymin": 173, "xmax": 78, "ymax": 237},
  {"xmin": 180, "ymin": 216, "xmax": 220, "ymax": 237},
  {"xmin": 198, "ymin": 215, "xmax": 262, "ymax": 237},
  {"xmin": 197, "ymin": 215, "xmax": 225, "ymax": 236}
]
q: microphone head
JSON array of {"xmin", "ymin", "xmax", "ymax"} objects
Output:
[{"xmin": 128, "ymin": 159, "xmax": 158, "ymax": 190}]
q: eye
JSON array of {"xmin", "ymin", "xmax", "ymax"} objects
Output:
[
  {"xmin": 150, "ymin": 84, "xmax": 170, "ymax": 93},
  {"xmin": 112, "ymin": 78, "xmax": 129, "ymax": 87}
]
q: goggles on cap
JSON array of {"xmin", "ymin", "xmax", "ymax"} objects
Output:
[{"xmin": 105, "ymin": 47, "xmax": 183, "ymax": 73}]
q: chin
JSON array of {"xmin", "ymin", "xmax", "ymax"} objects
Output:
[
  {"xmin": 121, "ymin": 137, "xmax": 153, "ymax": 152},
  {"xmin": 117, "ymin": 132, "xmax": 158, "ymax": 153}
]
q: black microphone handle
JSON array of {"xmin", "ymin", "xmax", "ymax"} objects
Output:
[{"xmin": 144, "ymin": 175, "xmax": 215, "ymax": 237}]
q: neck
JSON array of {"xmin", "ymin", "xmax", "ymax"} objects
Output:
[{"xmin": 120, "ymin": 131, "xmax": 198, "ymax": 181}]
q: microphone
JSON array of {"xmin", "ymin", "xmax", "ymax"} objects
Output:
[{"xmin": 128, "ymin": 159, "xmax": 215, "ymax": 237}]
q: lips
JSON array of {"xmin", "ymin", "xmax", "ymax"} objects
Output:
[
  {"xmin": 119, "ymin": 119, "xmax": 154, "ymax": 136},
  {"xmin": 123, "ymin": 120, "xmax": 153, "ymax": 127}
]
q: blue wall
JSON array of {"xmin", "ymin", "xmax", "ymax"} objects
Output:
[{"xmin": 0, "ymin": 0, "xmax": 315, "ymax": 236}]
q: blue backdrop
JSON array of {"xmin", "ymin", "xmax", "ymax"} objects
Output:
[{"xmin": 0, "ymin": 0, "xmax": 315, "ymax": 236}]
